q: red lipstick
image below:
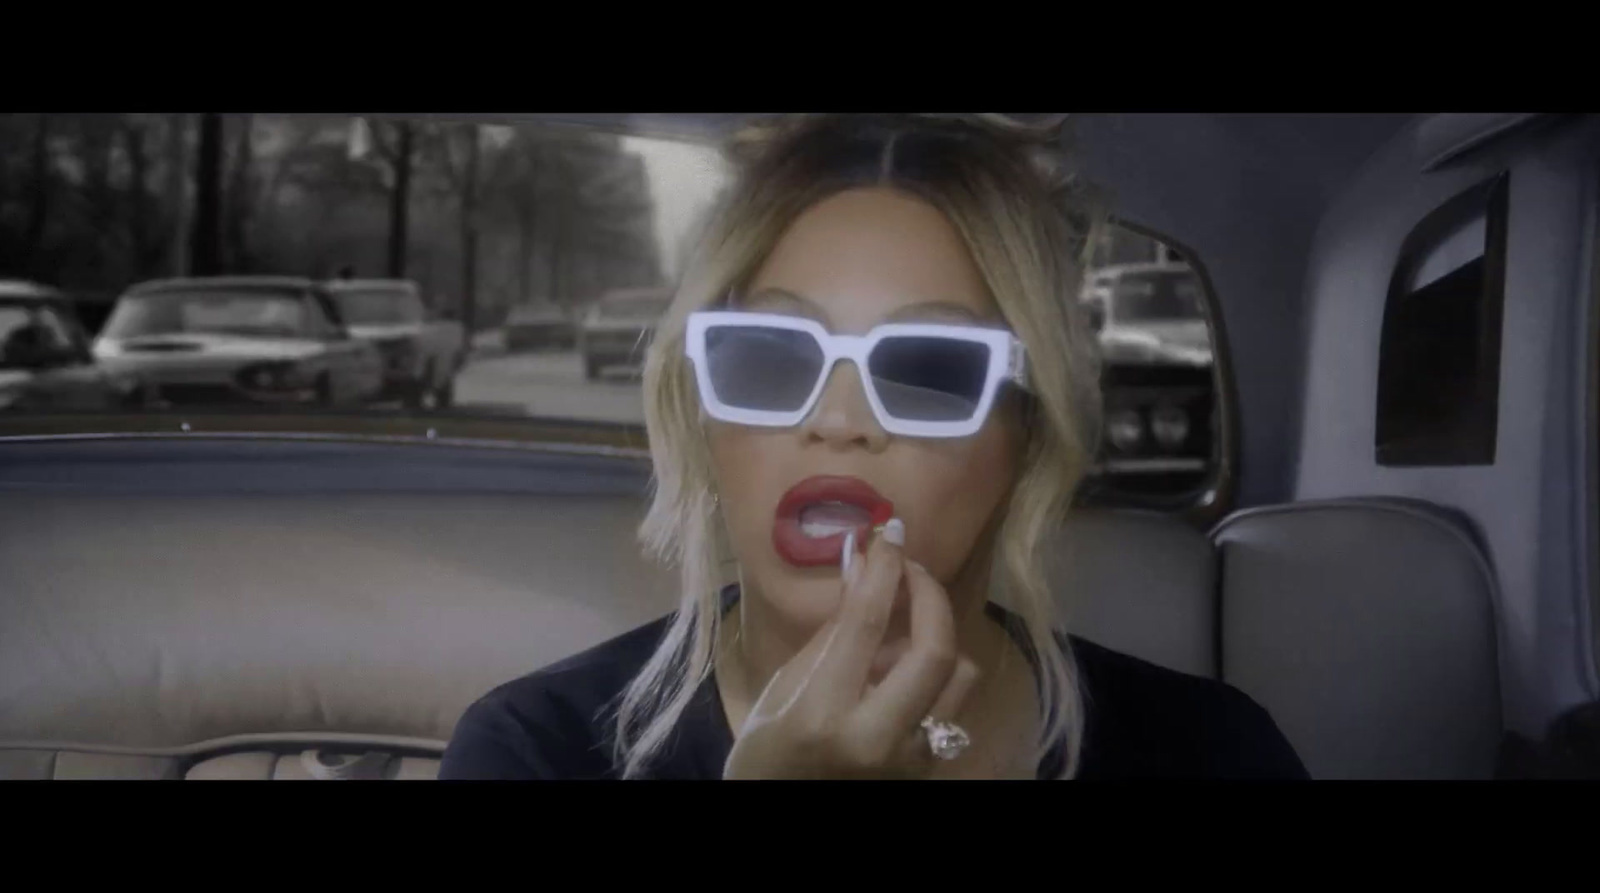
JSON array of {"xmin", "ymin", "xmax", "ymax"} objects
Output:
[{"xmin": 771, "ymin": 475, "xmax": 894, "ymax": 568}]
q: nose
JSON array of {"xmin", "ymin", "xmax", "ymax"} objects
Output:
[{"xmin": 798, "ymin": 360, "xmax": 890, "ymax": 452}]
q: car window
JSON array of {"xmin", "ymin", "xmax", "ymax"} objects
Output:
[
  {"xmin": 0, "ymin": 113, "xmax": 1228, "ymax": 511},
  {"xmin": 1081, "ymin": 225, "xmax": 1226, "ymax": 511},
  {"xmin": 102, "ymin": 289, "xmax": 310, "ymax": 339}
]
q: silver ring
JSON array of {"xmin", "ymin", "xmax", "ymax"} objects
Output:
[{"xmin": 920, "ymin": 716, "xmax": 971, "ymax": 761}]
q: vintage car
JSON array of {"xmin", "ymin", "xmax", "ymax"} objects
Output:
[
  {"xmin": 0, "ymin": 279, "xmax": 148, "ymax": 412},
  {"xmin": 92, "ymin": 276, "xmax": 384, "ymax": 408},
  {"xmin": 578, "ymin": 287, "xmax": 672, "ymax": 380},
  {"xmin": 324, "ymin": 278, "xmax": 466, "ymax": 409}
]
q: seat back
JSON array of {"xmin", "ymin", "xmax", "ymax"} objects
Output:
[
  {"xmin": 1050, "ymin": 508, "xmax": 1218, "ymax": 679},
  {"xmin": 0, "ymin": 490, "xmax": 675, "ymax": 780},
  {"xmin": 1212, "ymin": 497, "xmax": 1503, "ymax": 779}
]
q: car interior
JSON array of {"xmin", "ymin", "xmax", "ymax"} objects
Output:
[{"xmin": 0, "ymin": 112, "xmax": 1595, "ymax": 779}]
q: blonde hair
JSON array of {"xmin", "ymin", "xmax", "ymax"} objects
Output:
[{"xmin": 612, "ymin": 114, "xmax": 1105, "ymax": 779}]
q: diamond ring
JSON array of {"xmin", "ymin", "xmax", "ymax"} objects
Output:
[{"xmin": 920, "ymin": 716, "xmax": 971, "ymax": 761}]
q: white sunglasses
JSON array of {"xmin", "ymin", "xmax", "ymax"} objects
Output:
[{"xmin": 684, "ymin": 310, "xmax": 1030, "ymax": 439}]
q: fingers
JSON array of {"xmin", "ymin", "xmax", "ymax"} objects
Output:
[
  {"xmin": 803, "ymin": 518, "xmax": 907, "ymax": 704},
  {"xmin": 927, "ymin": 653, "xmax": 982, "ymax": 725},
  {"xmin": 749, "ymin": 618, "xmax": 839, "ymax": 720},
  {"xmin": 890, "ymin": 653, "xmax": 981, "ymax": 768},
  {"xmin": 753, "ymin": 520, "xmax": 901, "ymax": 724},
  {"xmin": 847, "ymin": 558, "xmax": 961, "ymax": 753}
]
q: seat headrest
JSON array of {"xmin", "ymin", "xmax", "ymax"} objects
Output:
[
  {"xmin": 1212, "ymin": 497, "xmax": 1502, "ymax": 779},
  {"xmin": 1050, "ymin": 508, "xmax": 1217, "ymax": 679},
  {"xmin": 0, "ymin": 492, "xmax": 675, "ymax": 757}
]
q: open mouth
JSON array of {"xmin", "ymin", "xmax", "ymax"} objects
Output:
[{"xmin": 772, "ymin": 475, "xmax": 894, "ymax": 568}]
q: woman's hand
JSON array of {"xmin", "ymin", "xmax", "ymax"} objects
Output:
[{"xmin": 723, "ymin": 520, "xmax": 981, "ymax": 779}]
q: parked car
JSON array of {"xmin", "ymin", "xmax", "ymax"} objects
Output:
[
  {"xmin": 91, "ymin": 276, "xmax": 384, "ymax": 408},
  {"xmin": 1093, "ymin": 262, "xmax": 1214, "ymax": 365},
  {"xmin": 323, "ymin": 279, "xmax": 465, "ymax": 409},
  {"xmin": 1080, "ymin": 268, "xmax": 1116, "ymax": 330},
  {"xmin": 503, "ymin": 303, "xmax": 577, "ymax": 353},
  {"xmin": 1080, "ymin": 263, "xmax": 1217, "ymax": 499},
  {"xmin": 579, "ymin": 287, "xmax": 672, "ymax": 380},
  {"xmin": 0, "ymin": 280, "xmax": 148, "ymax": 412}
]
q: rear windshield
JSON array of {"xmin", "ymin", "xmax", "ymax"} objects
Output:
[{"xmin": 101, "ymin": 289, "xmax": 310, "ymax": 339}]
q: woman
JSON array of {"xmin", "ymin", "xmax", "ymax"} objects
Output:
[{"xmin": 441, "ymin": 113, "xmax": 1308, "ymax": 780}]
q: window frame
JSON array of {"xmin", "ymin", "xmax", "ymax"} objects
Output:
[
  {"xmin": 1374, "ymin": 172, "xmax": 1511, "ymax": 467},
  {"xmin": 1074, "ymin": 218, "xmax": 1238, "ymax": 527}
]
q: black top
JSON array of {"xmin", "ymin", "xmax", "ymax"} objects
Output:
[{"xmin": 440, "ymin": 598, "xmax": 1309, "ymax": 780}]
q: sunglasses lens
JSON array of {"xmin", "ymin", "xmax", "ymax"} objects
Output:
[
  {"xmin": 868, "ymin": 336, "xmax": 992, "ymax": 422},
  {"xmin": 704, "ymin": 325, "xmax": 825, "ymax": 413}
]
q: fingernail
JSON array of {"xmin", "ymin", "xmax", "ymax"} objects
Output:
[
  {"xmin": 882, "ymin": 517, "xmax": 905, "ymax": 547},
  {"xmin": 841, "ymin": 530, "xmax": 855, "ymax": 578}
]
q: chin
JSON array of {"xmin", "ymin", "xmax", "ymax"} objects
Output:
[{"xmin": 747, "ymin": 567, "xmax": 844, "ymax": 634}]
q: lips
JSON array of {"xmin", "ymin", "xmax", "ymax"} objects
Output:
[{"xmin": 772, "ymin": 475, "xmax": 895, "ymax": 568}]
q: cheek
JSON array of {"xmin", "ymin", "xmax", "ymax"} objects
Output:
[
  {"xmin": 899, "ymin": 420, "xmax": 1021, "ymax": 581},
  {"xmin": 705, "ymin": 424, "xmax": 779, "ymax": 551},
  {"xmin": 706, "ymin": 424, "xmax": 843, "ymax": 626}
]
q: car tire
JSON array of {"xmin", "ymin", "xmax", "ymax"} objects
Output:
[
  {"xmin": 403, "ymin": 358, "xmax": 440, "ymax": 410},
  {"xmin": 584, "ymin": 358, "xmax": 601, "ymax": 381},
  {"xmin": 315, "ymin": 374, "xmax": 334, "ymax": 408},
  {"xmin": 433, "ymin": 377, "xmax": 455, "ymax": 409}
]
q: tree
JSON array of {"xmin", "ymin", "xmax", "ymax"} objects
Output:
[
  {"xmin": 223, "ymin": 114, "xmax": 255, "ymax": 271},
  {"xmin": 25, "ymin": 114, "xmax": 51, "ymax": 277},
  {"xmin": 190, "ymin": 113, "xmax": 224, "ymax": 276},
  {"xmin": 477, "ymin": 126, "xmax": 661, "ymax": 310},
  {"xmin": 419, "ymin": 122, "xmax": 484, "ymax": 332},
  {"xmin": 361, "ymin": 118, "xmax": 416, "ymax": 278}
]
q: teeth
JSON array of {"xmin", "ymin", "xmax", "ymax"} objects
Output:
[
  {"xmin": 798, "ymin": 501, "xmax": 872, "ymax": 540},
  {"xmin": 801, "ymin": 518, "xmax": 858, "ymax": 539}
]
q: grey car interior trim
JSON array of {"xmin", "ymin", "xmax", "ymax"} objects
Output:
[
  {"xmin": 1577, "ymin": 164, "xmax": 1600, "ymax": 689},
  {"xmin": 1297, "ymin": 114, "xmax": 1600, "ymax": 736},
  {"xmin": 1416, "ymin": 113, "xmax": 1557, "ymax": 172},
  {"xmin": 1211, "ymin": 496, "xmax": 1504, "ymax": 778},
  {"xmin": 1212, "ymin": 496, "xmax": 1502, "ymax": 594}
]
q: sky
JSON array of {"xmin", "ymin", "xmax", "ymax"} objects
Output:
[{"xmin": 620, "ymin": 136, "xmax": 730, "ymax": 281}]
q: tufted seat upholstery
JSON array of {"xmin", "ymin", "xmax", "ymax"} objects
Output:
[{"xmin": 0, "ymin": 479, "xmax": 1502, "ymax": 779}]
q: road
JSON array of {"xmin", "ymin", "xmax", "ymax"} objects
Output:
[{"xmin": 453, "ymin": 348, "xmax": 646, "ymax": 425}]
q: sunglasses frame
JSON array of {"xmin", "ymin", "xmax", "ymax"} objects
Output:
[{"xmin": 685, "ymin": 310, "xmax": 1030, "ymax": 439}]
